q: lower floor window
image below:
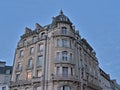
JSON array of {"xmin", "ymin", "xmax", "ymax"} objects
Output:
[{"xmin": 58, "ymin": 85, "xmax": 70, "ymax": 90}]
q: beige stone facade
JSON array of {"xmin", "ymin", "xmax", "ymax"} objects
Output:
[{"xmin": 10, "ymin": 10, "xmax": 103, "ymax": 90}]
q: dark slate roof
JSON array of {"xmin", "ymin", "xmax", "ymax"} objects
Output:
[
  {"xmin": 0, "ymin": 66, "xmax": 12, "ymax": 75},
  {"xmin": 51, "ymin": 10, "xmax": 72, "ymax": 28}
]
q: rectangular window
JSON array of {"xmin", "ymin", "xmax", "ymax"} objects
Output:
[
  {"xmin": 62, "ymin": 67, "xmax": 68, "ymax": 76},
  {"xmin": 61, "ymin": 27, "xmax": 67, "ymax": 34},
  {"xmin": 37, "ymin": 56, "xmax": 43, "ymax": 66},
  {"xmin": 19, "ymin": 50, "xmax": 24, "ymax": 57},
  {"xmin": 28, "ymin": 59, "xmax": 32, "ymax": 68},
  {"xmin": 62, "ymin": 51, "xmax": 68, "ymax": 61},
  {"xmin": 30, "ymin": 47, "xmax": 34, "ymax": 55},
  {"xmin": 27, "ymin": 71, "xmax": 32, "ymax": 79},
  {"xmin": 37, "ymin": 70, "xmax": 42, "ymax": 77},
  {"xmin": 16, "ymin": 74, "xmax": 20, "ymax": 81},
  {"xmin": 56, "ymin": 67, "xmax": 60, "ymax": 75},
  {"xmin": 62, "ymin": 39, "xmax": 67, "ymax": 47},
  {"xmin": 38, "ymin": 44, "xmax": 44, "ymax": 52},
  {"xmin": 17, "ymin": 62, "xmax": 22, "ymax": 71}
]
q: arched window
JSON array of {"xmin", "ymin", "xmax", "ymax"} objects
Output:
[{"xmin": 58, "ymin": 85, "xmax": 71, "ymax": 90}]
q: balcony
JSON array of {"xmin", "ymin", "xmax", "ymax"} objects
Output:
[
  {"xmin": 54, "ymin": 58, "xmax": 75, "ymax": 65},
  {"xmin": 52, "ymin": 30, "xmax": 75, "ymax": 38},
  {"xmin": 32, "ymin": 77, "xmax": 42, "ymax": 83},
  {"xmin": 52, "ymin": 74, "xmax": 78, "ymax": 82}
]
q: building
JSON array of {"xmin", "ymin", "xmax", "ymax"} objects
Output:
[
  {"xmin": 99, "ymin": 68, "xmax": 112, "ymax": 90},
  {"xmin": 10, "ymin": 10, "xmax": 119, "ymax": 90},
  {"xmin": 0, "ymin": 61, "xmax": 12, "ymax": 90},
  {"xmin": 110, "ymin": 80, "xmax": 120, "ymax": 90}
]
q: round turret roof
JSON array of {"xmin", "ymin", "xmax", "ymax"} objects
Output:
[{"xmin": 52, "ymin": 10, "xmax": 72, "ymax": 25}]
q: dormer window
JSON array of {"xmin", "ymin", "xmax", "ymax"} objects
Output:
[
  {"xmin": 41, "ymin": 32, "xmax": 45, "ymax": 39},
  {"xmin": 61, "ymin": 27, "xmax": 67, "ymax": 34}
]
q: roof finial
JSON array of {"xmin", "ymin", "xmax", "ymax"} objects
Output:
[{"xmin": 59, "ymin": 9, "xmax": 63, "ymax": 15}]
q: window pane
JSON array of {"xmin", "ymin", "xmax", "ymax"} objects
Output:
[
  {"xmin": 17, "ymin": 62, "xmax": 22, "ymax": 70},
  {"xmin": 62, "ymin": 39, "xmax": 67, "ymax": 47},
  {"xmin": 28, "ymin": 59, "xmax": 32, "ymax": 68},
  {"xmin": 37, "ymin": 70, "xmax": 42, "ymax": 77},
  {"xmin": 65, "ymin": 86, "xmax": 70, "ymax": 90},
  {"xmin": 37, "ymin": 56, "xmax": 43, "ymax": 66},
  {"xmin": 62, "ymin": 51, "xmax": 68, "ymax": 61},
  {"xmin": 20, "ymin": 50, "xmax": 24, "ymax": 57},
  {"xmin": 38, "ymin": 44, "xmax": 44, "ymax": 52},
  {"xmin": 27, "ymin": 72, "xmax": 32, "ymax": 79},
  {"xmin": 62, "ymin": 67, "xmax": 68, "ymax": 76},
  {"xmin": 61, "ymin": 27, "xmax": 67, "ymax": 34},
  {"xmin": 30, "ymin": 47, "xmax": 34, "ymax": 54}
]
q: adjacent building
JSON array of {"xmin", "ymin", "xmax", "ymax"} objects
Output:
[
  {"xmin": 99, "ymin": 68, "xmax": 112, "ymax": 90},
  {"xmin": 0, "ymin": 61, "xmax": 12, "ymax": 90},
  {"xmin": 9, "ymin": 10, "xmax": 119, "ymax": 90}
]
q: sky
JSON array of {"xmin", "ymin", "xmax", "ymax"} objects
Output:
[{"xmin": 0, "ymin": 0, "xmax": 120, "ymax": 84}]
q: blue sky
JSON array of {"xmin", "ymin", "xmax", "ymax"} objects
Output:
[{"xmin": 0, "ymin": 0, "xmax": 120, "ymax": 83}]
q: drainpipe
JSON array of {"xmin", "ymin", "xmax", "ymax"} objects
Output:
[{"xmin": 43, "ymin": 34, "xmax": 47, "ymax": 90}]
